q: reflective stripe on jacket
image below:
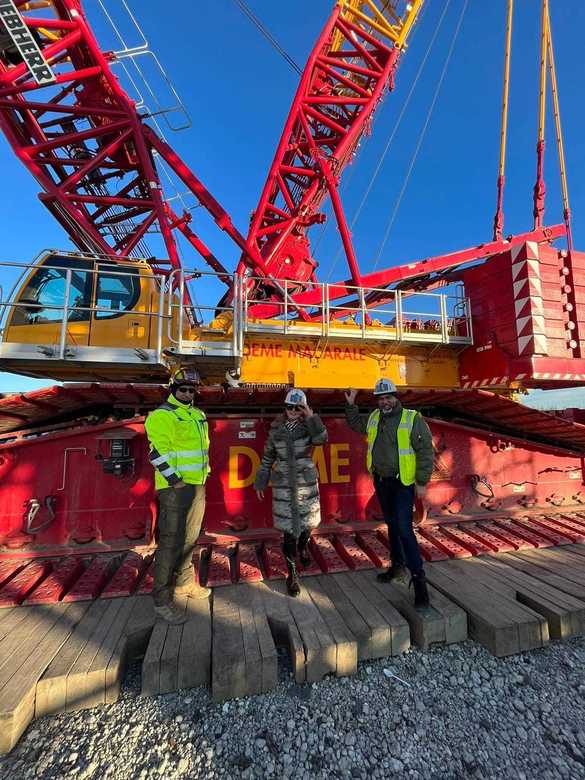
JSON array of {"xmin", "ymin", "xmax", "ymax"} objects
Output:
[
  {"xmin": 366, "ymin": 407, "xmax": 417, "ymax": 485},
  {"xmin": 144, "ymin": 395, "xmax": 210, "ymax": 490}
]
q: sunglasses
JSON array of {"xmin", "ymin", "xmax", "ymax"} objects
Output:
[
  {"xmin": 177, "ymin": 386, "xmax": 196, "ymax": 394},
  {"xmin": 285, "ymin": 404, "xmax": 303, "ymax": 411}
]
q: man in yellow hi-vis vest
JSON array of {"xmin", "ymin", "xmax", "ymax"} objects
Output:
[
  {"xmin": 345, "ymin": 379, "xmax": 433, "ymax": 608},
  {"xmin": 145, "ymin": 368, "xmax": 211, "ymax": 623}
]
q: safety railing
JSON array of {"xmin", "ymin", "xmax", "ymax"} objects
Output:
[
  {"xmin": 242, "ymin": 278, "xmax": 473, "ymax": 345},
  {"xmin": 92, "ymin": 0, "xmax": 192, "ymax": 132},
  {"xmin": 0, "ymin": 258, "xmax": 473, "ymax": 369},
  {"xmin": 166, "ymin": 269, "xmax": 244, "ymax": 361}
]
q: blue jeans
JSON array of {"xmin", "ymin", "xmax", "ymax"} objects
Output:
[{"xmin": 373, "ymin": 474, "xmax": 424, "ymax": 576}]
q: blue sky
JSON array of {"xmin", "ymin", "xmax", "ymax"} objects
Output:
[{"xmin": 1, "ymin": 1, "xmax": 585, "ymax": 407}]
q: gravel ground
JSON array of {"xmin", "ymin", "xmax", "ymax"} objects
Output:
[{"xmin": 2, "ymin": 637, "xmax": 585, "ymax": 780}]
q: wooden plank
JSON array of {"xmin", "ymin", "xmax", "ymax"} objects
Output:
[
  {"xmin": 177, "ymin": 596, "xmax": 211, "ymax": 691},
  {"xmin": 512, "ymin": 547, "xmax": 585, "ymax": 588},
  {"xmin": 551, "ymin": 543, "xmax": 585, "ymax": 562},
  {"xmin": 326, "ymin": 572, "xmax": 393, "ymax": 660},
  {"xmin": 261, "ymin": 581, "xmax": 305, "ymax": 683},
  {"xmin": 81, "ymin": 597, "xmax": 137, "ymax": 709},
  {"xmin": 285, "ymin": 580, "xmax": 337, "ymax": 683},
  {"xmin": 141, "ymin": 620, "xmax": 169, "ymax": 697},
  {"xmin": 223, "ymin": 585, "xmax": 262, "ymax": 696},
  {"xmin": 211, "ymin": 588, "xmax": 247, "ymax": 701},
  {"xmin": 359, "ymin": 569, "xmax": 445, "ymax": 650},
  {"xmin": 350, "ymin": 571, "xmax": 410, "ymax": 655},
  {"xmin": 317, "ymin": 574, "xmax": 374, "ymax": 661},
  {"xmin": 65, "ymin": 599, "xmax": 125, "ymax": 712},
  {"xmin": 505, "ymin": 551, "xmax": 585, "ymax": 603},
  {"xmin": 36, "ymin": 600, "xmax": 110, "ymax": 718},
  {"xmin": 0, "ymin": 605, "xmax": 63, "ymax": 689},
  {"xmin": 426, "ymin": 562, "xmax": 531, "ymax": 657},
  {"xmin": 123, "ymin": 594, "xmax": 156, "ymax": 661},
  {"xmin": 471, "ymin": 556, "xmax": 585, "ymax": 640},
  {"xmin": 442, "ymin": 559, "xmax": 548, "ymax": 651},
  {"xmin": 303, "ymin": 578, "xmax": 357, "ymax": 677},
  {"xmin": 426, "ymin": 584, "xmax": 469, "ymax": 645},
  {"xmin": 0, "ymin": 603, "xmax": 86, "ymax": 756},
  {"xmin": 244, "ymin": 583, "xmax": 278, "ymax": 693},
  {"xmin": 158, "ymin": 598, "xmax": 188, "ymax": 695},
  {"xmin": 0, "ymin": 606, "xmax": 29, "ymax": 641}
]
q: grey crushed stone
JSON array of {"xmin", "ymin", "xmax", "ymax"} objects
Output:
[{"xmin": 1, "ymin": 636, "xmax": 585, "ymax": 779}]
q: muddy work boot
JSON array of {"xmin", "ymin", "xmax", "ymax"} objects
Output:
[
  {"xmin": 377, "ymin": 564, "xmax": 408, "ymax": 584},
  {"xmin": 410, "ymin": 572, "xmax": 430, "ymax": 609},
  {"xmin": 285, "ymin": 557, "xmax": 301, "ymax": 598},
  {"xmin": 175, "ymin": 581, "xmax": 211, "ymax": 600},
  {"xmin": 154, "ymin": 603, "xmax": 188, "ymax": 624}
]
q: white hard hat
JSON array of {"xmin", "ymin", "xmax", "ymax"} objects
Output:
[
  {"xmin": 285, "ymin": 388, "xmax": 307, "ymax": 406},
  {"xmin": 373, "ymin": 378, "xmax": 397, "ymax": 396}
]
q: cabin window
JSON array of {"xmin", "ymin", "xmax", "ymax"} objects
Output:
[
  {"xmin": 95, "ymin": 266, "xmax": 140, "ymax": 319},
  {"xmin": 11, "ymin": 258, "xmax": 92, "ymax": 325}
]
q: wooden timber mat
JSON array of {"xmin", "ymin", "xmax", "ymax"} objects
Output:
[
  {"xmin": 3, "ymin": 545, "xmax": 585, "ymax": 755},
  {"xmin": 0, "ymin": 569, "xmax": 465, "ymax": 754}
]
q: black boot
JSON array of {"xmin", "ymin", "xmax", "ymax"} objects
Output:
[
  {"xmin": 298, "ymin": 530, "xmax": 312, "ymax": 569},
  {"xmin": 282, "ymin": 533, "xmax": 301, "ymax": 597},
  {"xmin": 410, "ymin": 572, "xmax": 430, "ymax": 609},
  {"xmin": 377, "ymin": 563, "xmax": 408, "ymax": 583},
  {"xmin": 285, "ymin": 557, "xmax": 301, "ymax": 597}
]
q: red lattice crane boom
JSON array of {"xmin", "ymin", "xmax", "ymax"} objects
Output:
[
  {"xmin": 0, "ymin": 0, "xmax": 279, "ymax": 292},
  {"xmin": 236, "ymin": 0, "xmax": 423, "ymax": 293}
]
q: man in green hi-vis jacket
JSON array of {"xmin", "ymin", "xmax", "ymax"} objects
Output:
[{"xmin": 145, "ymin": 367, "xmax": 211, "ymax": 624}]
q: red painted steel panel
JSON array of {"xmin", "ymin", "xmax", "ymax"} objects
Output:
[
  {"xmin": 557, "ymin": 514, "xmax": 585, "ymax": 537},
  {"xmin": 512, "ymin": 518, "xmax": 568, "ymax": 548},
  {"xmin": 439, "ymin": 525, "xmax": 494, "ymax": 556},
  {"xmin": 310, "ymin": 536, "xmax": 349, "ymax": 574},
  {"xmin": 333, "ymin": 535, "xmax": 375, "ymax": 570},
  {"xmin": 62, "ymin": 555, "xmax": 116, "ymax": 602},
  {"xmin": 0, "ymin": 560, "xmax": 51, "ymax": 607},
  {"xmin": 237, "ymin": 543, "xmax": 263, "ymax": 582},
  {"xmin": 491, "ymin": 519, "xmax": 551, "ymax": 549},
  {"xmin": 0, "ymin": 560, "xmax": 29, "ymax": 589},
  {"xmin": 476, "ymin": 521, "xmax": 534, "ymax": 550},
  {"xmin": 417, "ymin": 527, "xmax": 472, "ymax": 559},
  {"xmin": 459, "ymin": 524, "xmax": 515, "ymax": 553},
  {"xmin": 206, "ymin": 547, "xmax": 233, "ymax": 587},
  {"xmin": 355, "ymin": 531, "xmax": 390, "ymax": 569},
  {"xmin": 1, "ymin": 394, "xmax": 584, "ymax": 562},
  {"xmin": 527, "ymin": 515, "xmax": 585, "ymax": 543},
  {"xmin": 261, "ymin": 542, "xmax": 287, "ymax": 580},
  {"xmin": 25, "ymin": 557, "xmax": 84, "ymax": 604},
  {"xmin": 101, "ymin": 552, "xmax": 145, "ymax": 598}
]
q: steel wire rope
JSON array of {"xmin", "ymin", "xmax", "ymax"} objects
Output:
[
  {"xmin": 319, "ymin": 0, "xmax": 438, "ymax": 280},
  {"xmin": 230, "ymin": 0, "xmax": 302, "ymax": 75},
  {"xmin": 372, "ymin": 0, "xmax": 469, "ymax": 271}
]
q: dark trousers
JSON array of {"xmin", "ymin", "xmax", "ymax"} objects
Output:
[
  {"xmin": 373, "ymin": 474, "xmax": 424, "ymax": 576},
  {"xmin": 153, "ymin": 483, "xmax": 206, "ymax": 606}
]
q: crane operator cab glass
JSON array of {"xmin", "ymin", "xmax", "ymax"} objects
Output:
[{"xmin": 2, "ymin": 252, "xmax": 161, "ymax": 352}]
